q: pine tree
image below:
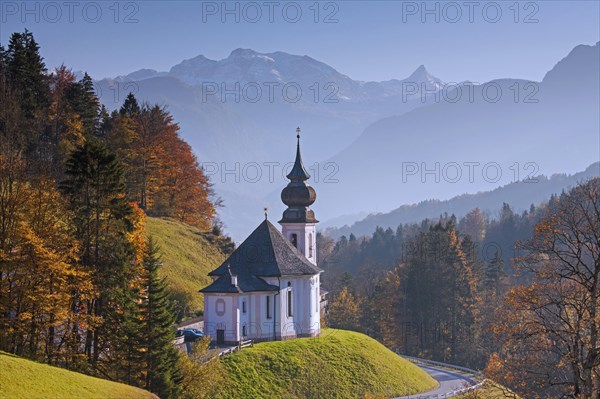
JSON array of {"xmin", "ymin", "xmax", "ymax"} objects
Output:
[
  {"xmin": 484, "ymin": 250, "xmax": 505, "ymax": 293},
  {"xmin": 120, "ymin": 92, "xmax": 140, "ymax": 116},
  {"xmin": 139, "ymin": 238, "xmax": 181, "ymax": 398},
  {"xmin": 4, "ymin": 30, "xmax": 50, "ymax": 170},
  {"xmin": 65, "ymin": 72, "xmax": 99, "ymax": 137},
  {"xmin": 4, "ymin": 30, "xmax": 49, "ymax": 119},
  {"xmin": 60, "ymin": 140, "xmax": 134, "ymax": 364}
]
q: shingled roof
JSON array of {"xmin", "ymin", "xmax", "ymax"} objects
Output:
[
  {"xmin": 214, "ymin": 219, "xmax": 321, "ymax": 277},
  {"xmin": 199, "ymin": 271, "xmax": 280, "ymax": 293}
]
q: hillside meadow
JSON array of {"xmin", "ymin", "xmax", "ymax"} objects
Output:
[
  {"xmin": 217, "ymin": 329, "xmax": 438, "ymax": 399},
  {"xmin": 0, "ymin": 351, "xmax": 156, "ymax": 399}
]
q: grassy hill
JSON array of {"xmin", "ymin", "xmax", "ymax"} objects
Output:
[
  {"xmin": 146, "ymin": 217, "xmax": 225, "ymax": 316},
  {"xmin": 217, "ymin": 329, "xmax": 438, "ymax": 399},
  {"xmin": 0, "ymin": 351, "xmax": 156, "ymax": 399}
]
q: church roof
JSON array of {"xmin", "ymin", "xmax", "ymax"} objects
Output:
[
  {"xmin": 200, "ymin": 220, "xmax": 320, "ymax": 293},
  {"xmin": 199, "ymin": 272, "xmax": 279, "ymax": 294},
  {"xmin": 211, "ymin": 219, "xmax": 321, "ymax": 277}
]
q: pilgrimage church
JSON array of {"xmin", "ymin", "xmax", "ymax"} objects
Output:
[{"xmin": 201, "ymin": 128, "xmax": 322, "ymax": 344}]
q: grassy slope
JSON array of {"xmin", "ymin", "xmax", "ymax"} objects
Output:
[
  {"xmin": 0, "ymin": 352, "xmax": 155, "ymax": 399},
  {"xmin": 217, "ymin": 329, "xmax": 438, "ymax": 399},
  {"xmin": 146, "ymin": 217, "xmax": 224, "ymax": 314}
]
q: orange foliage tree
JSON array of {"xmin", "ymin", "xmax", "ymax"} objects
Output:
[
  {"xmin": 486, "ymin": 178, "xmax": 600, "ymax": 399},
  {"xmin": 109, "ymin": 98, "xmax": 215, "ymax": 230}
]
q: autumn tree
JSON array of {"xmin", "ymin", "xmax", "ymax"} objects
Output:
[
  {"xmin": 487, "ymin": 178, "xmax": 600, "ymax": 399},
  {"xmin": 0, "ymin": 162, "xmax": 94, "ymax": 367},
  {"xmin": 106, "ymin": 98, "xmax": 215, "ymax": 229},
  {"xmin": 459, "ymin": 208, "xmax": 486, "ymax": 242},
  {"xmin": 326, "ymin": 287, "xmax": 361, "ymax": 331},
  {"xmin": 178, "ymin": 337, "xmax": 225, "ymax": 399},
  {"xmin": 47, "ymin": 65, "xmax": 85, "ymax": 177}
]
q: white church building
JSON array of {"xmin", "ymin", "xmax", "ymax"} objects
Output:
[{"xmin": 200, "ymin": 129, "xmax": 322, "ymax": 344}]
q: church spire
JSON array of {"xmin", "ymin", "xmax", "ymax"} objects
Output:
[
  {"xmin": 280, "ymin": 127, "xmax": 318, "ymax": 224},
  {"xmin": 287, "ymin": 127, "xmax": 311, "ymax": 181}
]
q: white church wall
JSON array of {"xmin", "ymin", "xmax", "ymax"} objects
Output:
[
  {"xmin": 204, "ymin": 294, "xmax": 240, "ymax": 343},
  {"xmin": 308, "ymin": 274, "xmax": 321, "ymax": 335}
]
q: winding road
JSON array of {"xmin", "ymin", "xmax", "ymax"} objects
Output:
[{"xmin": 394, "ymin": 364, "xmax": 481, "ymax": 399}]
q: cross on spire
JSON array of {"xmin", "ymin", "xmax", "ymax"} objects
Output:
[{"xmin": 286, "ymin": 127, "xmax": 310, "ymax": 181}]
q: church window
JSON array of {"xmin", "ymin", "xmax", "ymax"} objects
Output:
[
  {"xmin": 290, "ymin": 233, "xmax": 298, "ymax": 249},
  {"xmin": 309, "ymin": 233, "xmax": 313, "ymax": 257},
  {"xmin": 266, "ymin": 296, "xmax": 271, "ymax": 319},
  {"xmin": 242, "ymin": 325, "xmax": 247, "ymax": 336},
  {"xmin": 316, "ymin": 288, "xmax": 319, "ymax": 312},
  {"xmin": 288, "ymin": 289, "xmax": 293, "ymax": 317},
  {"xmin": 242, "ymin": 300, "xmax": 246, "ymax": 314},
  {"xmin": 216, "ymin": 299, "xmax": 226, "ymax": 316}
]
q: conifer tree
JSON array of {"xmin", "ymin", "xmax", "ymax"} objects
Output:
[
  {"xmin": 120, "ymin": 92, "xmax": 140, "ymax": 116},
  {"xmin": 60, "ymin": 140, "xmax": 134, "ymax": 364},
  {"xmin": 65, "ymin": 72, "xmax": 100, "ymax": 137},
  {"xmin": 4, "ymin": 30, "xmax": 50, "ymax": 169},
  {"xmin": 139, "ymin": 238, "xmax": 181, "ymax": 398},
  {"xmin": 4, "ymin": 30, "xmax": 49, "ymax": 119}
]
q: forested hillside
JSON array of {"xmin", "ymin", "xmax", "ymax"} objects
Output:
[
  {"xmin": 0, "ymin": 30, "xmax": 227, "ymax": 398},
  {"xmin": 323, "ymin": 180, "xmax": 599, "ymax": 398}
]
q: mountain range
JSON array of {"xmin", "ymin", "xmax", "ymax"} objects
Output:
[
  {"xmin": 94, "ymin": 42, "xmax": 600, "ymax": 240},
  {"xmin": 315, "ymin": 42, "xmax": 599, "ymax": 222}
]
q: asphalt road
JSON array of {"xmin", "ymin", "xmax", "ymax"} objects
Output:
[{"xmin": 393, "ymin": 364, "xmax": 480, "ymax": 398}]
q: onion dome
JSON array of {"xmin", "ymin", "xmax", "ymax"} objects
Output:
[{"xmin": 280, "ymin": 128, "xmax": 318, "ymax": 224}]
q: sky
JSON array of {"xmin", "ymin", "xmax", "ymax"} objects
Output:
[{"xmin": 1, "ymin": 1, "xmax": 599, "ymax": 83}]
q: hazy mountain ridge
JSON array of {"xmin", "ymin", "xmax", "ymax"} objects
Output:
[
  {"xmin": 97, "ymin": 49, "xmax": 446, "ymax": 170},
  {"xmin": 322, "ymin": 162, "xmax": 600, "ymax": 239},
  {"xmin": 314, "ymin": 42, "xmax": 599, "ymax": 221},
  {"xmin": 112, "ymin": 48, "xmax": 446, "ymax": 102}
]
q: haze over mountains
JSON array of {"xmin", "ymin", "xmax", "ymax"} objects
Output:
[
  {"xmin": 95, "ymin": 42, "xmax": 600, "ymax": 239},
  {"xmin": 99, "ymin": 48, "xmax": 447, "ymax": 163},
  {"xmin": 317, "ymin": 42, "xmax": 599, "ymax": 220},
  {"xmin": 323, "ymin": 162, "xmax": 600, "ymax": 239}
]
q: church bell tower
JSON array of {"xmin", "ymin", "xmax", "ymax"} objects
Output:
[{"xmin": 279, "ymin": 127, "xmax": 318, "ymax": 266}]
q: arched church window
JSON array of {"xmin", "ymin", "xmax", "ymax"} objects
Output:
[
  {"xmin": 290, "ymin": 233, "xmax": 298, "ymax": 249},
  {"xmin": 308, "ymin": 233, "xmax": 313, "ymax": 257},
  {"xmin": 287, "ymin": 288, "xmax": 293, "ymax": 317}
]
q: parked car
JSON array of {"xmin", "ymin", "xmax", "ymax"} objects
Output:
[{"xmin": 176, "ymin": 328, "xmax": 204, "ymax": 340}]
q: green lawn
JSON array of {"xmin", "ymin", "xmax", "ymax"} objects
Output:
[
  {"xmin": 217, "ymin": 328, "xmax": 438, "ymax": 399},
  {"xmin": 146, "ymin": 217, "xmax": 225, "ymax": 315},
  {"xmin": 0, "ymin": 352, "xmax": 156, "ymax": 399}
]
